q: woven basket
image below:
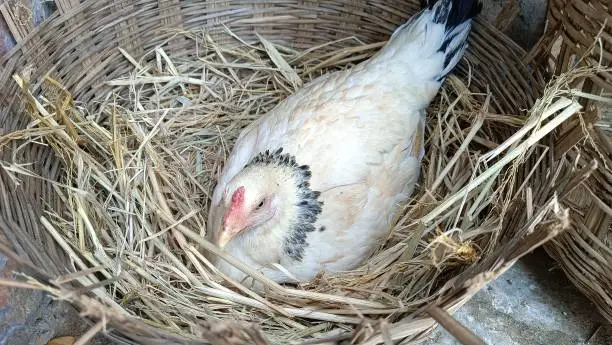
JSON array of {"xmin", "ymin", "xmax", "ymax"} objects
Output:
[
  {"xmin": 528, "ymin": 0, "xmax": 612, "ymax": 324},
  {"xmin": 0, "ymin": 1, "xmax": 584, "ymax": 344}
]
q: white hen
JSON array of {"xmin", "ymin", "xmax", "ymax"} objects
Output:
[{"xmin": 206, "ymin": 0, "xmax": 482, "ymax": 286}]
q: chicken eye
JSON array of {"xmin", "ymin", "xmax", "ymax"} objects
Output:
[{"xmin": 256, "ymin": 199, "xmax": 265, "ymax": 210}]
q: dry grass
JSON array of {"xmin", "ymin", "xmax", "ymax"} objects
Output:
[{"xmin": 1, "ymin": 27, "xmax": 605, "ymax": 344}]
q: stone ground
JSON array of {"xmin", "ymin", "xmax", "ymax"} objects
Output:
[
  {"xmin": 423, "ymin": 249, "xmax": 612, "ymax": 345},
  {"xmin": 1, "ymin": 1, "xmax": 611, "ymax": 345}
]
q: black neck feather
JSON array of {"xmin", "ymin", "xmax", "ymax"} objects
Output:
[{"xmin": 245, "ymin": 148, "xmax": 323, "ymax": 262}]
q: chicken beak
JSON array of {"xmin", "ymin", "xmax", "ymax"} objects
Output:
[
  {"xmin": 217, "ymin": 230, "xmax": 234, "ymax": 250},
  {"xmin": 217, "ymin": 219, "xmax": 246, "ymax": 250}
]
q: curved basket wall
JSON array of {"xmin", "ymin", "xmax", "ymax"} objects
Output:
[
  {"xmin": 530, "ymin": 0, "xmax": 612, "ymax": 323},
  {"xmin": 0, "ymin": 1, "xmax": 552, "ymax": 344}
]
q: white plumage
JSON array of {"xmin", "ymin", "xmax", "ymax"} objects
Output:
[{"xmin": 206, "ymin": 0, "xmax": 482, "ymax": 287}]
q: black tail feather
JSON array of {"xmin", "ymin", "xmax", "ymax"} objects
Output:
[
  {"xmin": 423, "ymin": 0, "xmax": 482, "ymax": 82},
  {"xmin": 424, "ymin": 0, "xmax": 482, "ymax": 31},
  {"xmin": 388, "ymin": 0, "xmax": 482, "ymax": 83}
]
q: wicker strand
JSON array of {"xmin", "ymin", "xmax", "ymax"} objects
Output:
[{"xmin": 531, "ymin": 0, "xmax": 612, "ymax": 325}]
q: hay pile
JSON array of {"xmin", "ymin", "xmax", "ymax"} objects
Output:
[{"xmin": 0, "ymin": 27, "xmax": 602, "ymax": 344}]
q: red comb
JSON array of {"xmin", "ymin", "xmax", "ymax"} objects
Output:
[
  {"xmin": 224, "ymin": 186, "xmax": 245, "ymax": 226},
  {"xmin": 231, "ymin": 186, "xmax": 245, "ymax": 206}
]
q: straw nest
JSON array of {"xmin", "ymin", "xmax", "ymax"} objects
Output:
[
  {"xmin": 0, "ymin": 1, "xmax": 607, "ymax": 344},
  {"xmin": 527, "ymin": 0, "xmax": 612, "ymax": 324}
]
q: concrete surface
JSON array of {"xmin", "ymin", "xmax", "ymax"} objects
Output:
[
  {"xmin": 423, "ymin": 249, "xmax": 612, "ymax": 345},
  {"xmin": 1, "ymin": 1, "xmax": 611, "ymax": 345},
  {"xmin": 0, "ymin": 252, "xmax": 108, "ymax": 345}
]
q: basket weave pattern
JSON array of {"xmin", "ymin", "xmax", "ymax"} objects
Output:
[{"xmin": 530, "ymin": 0, "xmax": 612, "ymax": 324}]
